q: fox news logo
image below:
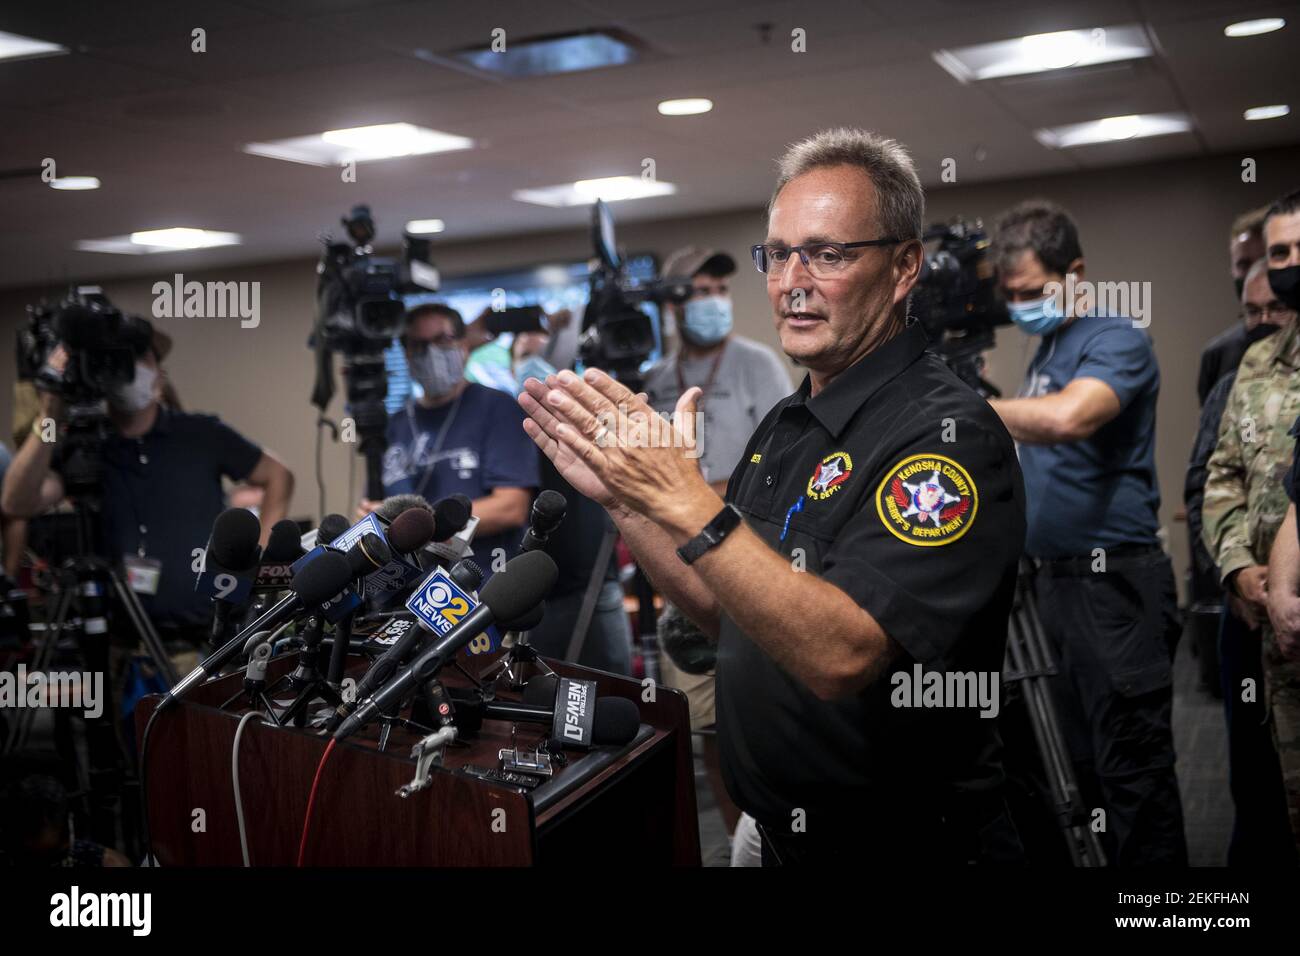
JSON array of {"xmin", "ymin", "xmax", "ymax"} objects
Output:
[{"xmin": 406, "ymin": 568, "xmax": 477, "ymax": 636}]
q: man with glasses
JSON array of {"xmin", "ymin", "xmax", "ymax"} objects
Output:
[
  {"xmin": 1187, "ymin": 256, "xmax": 1296, "ymax": 864},
  {"xmin": 518, "ymin": 128, "xmax": 1027, "ymax": 865},
  {"xmin": 1207, "ymin": 189, "xmax": 1300, "ymax": 853},
  {"xmin": 986, "ymin": 200, "xmax": 1186, "ymax": 865}
]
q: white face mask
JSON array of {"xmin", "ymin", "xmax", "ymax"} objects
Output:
[{"xmin": 109, "ymin": 362, "xmax": 157, "ymax": 413}]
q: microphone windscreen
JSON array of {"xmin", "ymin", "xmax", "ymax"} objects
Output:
[
  {"xmin": 432, "ymin": 497, "xmax": 470, "ymax": 541},
  {"xmin": 451, "ymin": 493, "xmax": 472, "ymax": 516},
  {"xmin": 318, "ymin": 513, "xmax": 350, "ymax": 545},
  {"xmin": 264, "ymin": 519, "xmax": 304, "ymax": 562},
  {"xmin": 387, "ymin": 507, "xmax": 435, "ymax": 553},
  {"xmin": 376, "ymin": 494, "xmax": 432, "ymax": 522},
  {"xmin": 449, "ymin": 558, "xmax": 483, "ymax": 593},
  {"xmin": 348, "ymin": 532, "xmax": 392, "ymax": 577},
  {"xmin": 533, "ymin": 489, "xmax": 567, "ymax": 524},
  {"xmin": 500, "ymin": 601, "xmax": 545, "ymax": 633},
  {"xmin": 522, "ymin": 675, "xmax": 558, "ymax": 707},
  {"xmin": 592, "ymin": 697, "xmax": 641, "ymax": 746},
  {"xmin": 290, "ymin": 551, "xmax": 353, "ymax": 606},
  {"xmin": 210, "ymin": 508, "xmax": 261, "ymax": 570},
  {"xmin": 479, "ymin": 550, "xmax": 558, "ymax": 624}
]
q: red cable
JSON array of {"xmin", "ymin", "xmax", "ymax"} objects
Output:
[{"xmin": 297, "ymin": 738, "xmax": 337, "ymax": 867}]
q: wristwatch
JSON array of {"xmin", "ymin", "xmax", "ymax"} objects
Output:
[{"xmin": 677, "ymin": 503, "xmax": 743, "ymax": 565}]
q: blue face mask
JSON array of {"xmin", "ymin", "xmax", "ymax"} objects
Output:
[
  {"xmin": 681, "ymin": 296, "xmax": 733, "ymax": 345},
  {"xmin": 514, "ymin": 353, "xmax": 557, "ymax": 394},
  {"xmin": 1006, "ymin": 294, "xmax": 1066, "ymax": 336}
]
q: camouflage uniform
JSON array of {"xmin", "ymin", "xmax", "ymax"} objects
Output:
[{"xmin": 1203, "ymin": 319, "xmax": 1300, "ymax": 847}]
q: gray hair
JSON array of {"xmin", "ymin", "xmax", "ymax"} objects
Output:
[
  {"xmin": 1243, "ymin": 256, "xmax": 1270, "ymax": 299},
  {"xmin": 769, "ymin": 128, "xmax": 924, "ymax": 241}
]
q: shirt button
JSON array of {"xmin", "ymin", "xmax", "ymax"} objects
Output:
[{"xmin": 765, "ymin": 475, "xmax": 774, "ymax": 486}]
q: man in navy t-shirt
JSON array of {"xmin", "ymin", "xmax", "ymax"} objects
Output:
[
  {"xmin": 987, "ymin": 200, "xmax": 1186, "ymax": 866},
  {"xmin": 363, "ymin": 303, "xmax": 538, "ymax": 571}
]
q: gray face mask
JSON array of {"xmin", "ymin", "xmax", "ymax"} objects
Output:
[
  {"xmin": 109, "ymin": 362, "xmax": 157, "ymax": 413},
  {"xmin": 408, "ymin": 345, "xmax": 465, "ymax": 398}
]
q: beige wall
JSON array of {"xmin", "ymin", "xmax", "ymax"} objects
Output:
[{"xmin": 4, "ymin": 144, "xmax": 1298, "ymax": 594}]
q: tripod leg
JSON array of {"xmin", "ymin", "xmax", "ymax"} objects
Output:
[
  {"xmin": 108, "ymin": 570, "xmax": 179, "ymax": 687},
  {"xmin": 5, "ymin": 585, "xmax": 75, "ymax": 754}
]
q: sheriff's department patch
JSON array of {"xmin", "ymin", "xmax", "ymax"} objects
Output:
[
  {"xmin": 875, "ymin": 453, "xmax": 977, "ymax": 546},
  {"xmin": 806, "ymin": 451, "xmax": 854, "ymax": 501}
]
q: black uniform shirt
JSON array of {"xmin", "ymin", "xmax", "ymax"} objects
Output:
[{"xmin": 716, "ymin": 319, "xmax": 1026, "ymax": 837}]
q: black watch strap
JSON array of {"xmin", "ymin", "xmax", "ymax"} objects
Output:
[{"xmin": 677, "ymin": 504, "xmax": 743, "ymax": 565}]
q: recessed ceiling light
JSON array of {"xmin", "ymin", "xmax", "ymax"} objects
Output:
[
  {"xmin": 0, "ymin": 29, "xmax": 68, "ymax": 63},
  {"xmin": 49, "ymin": 176, "xmax": 101, "ymax": 191},
  {"xmin": 245, "ymin": 123, "xmax": 473, "ymax": 167},
  {"xmin": 1244, "ymin": 104, "xmax": 1290, "ymax": 121},
  {"xmin": 933, "ymin": 24, "xmax": 1151, "ymax": 83},
  {"xmin": 512, "ymin": 176, "xmax": 677, "ymax": 208},
  {"xmin": 405, "ymin": 219, "xmax": 446, "ymax": 235},
  {"xmin": 1224, "ymin": 18, "xmax": 1286, "ymax": 37},
  {"xmin": 76, "ymin": 228, "xmax": 241, "ymax": 254},
  {"xmin": 454, "ymin": 29, "xmax": 641, "ymax": 77},
  {"xmin": 658, "ymin": 98, "xmax": 713, "ymax": 116},
  {"xmin": 1034, "ymin": 112, "xmax": 1192, "ymax": 149}
]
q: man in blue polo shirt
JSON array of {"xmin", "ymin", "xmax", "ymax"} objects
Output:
[
  {"xmin": 987, "ymin": 200, "xmax": 1186, "ymax": 866},
  {"xmin": 364, "ymin": 303, "xmax": 538, "ymax": 571}
]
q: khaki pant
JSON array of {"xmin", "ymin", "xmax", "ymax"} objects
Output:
[{"xmin": 1264, "ymin": 636, "xmax": 1300, "ymax": 851}]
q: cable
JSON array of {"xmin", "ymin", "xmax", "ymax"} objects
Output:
[
  {"xmin": 232, "ymin": 710, "xmax": 269, "ymax": 866},
  {"xmin": 138, "ymin": 704, "xmax": 162, "ymax": 866},
  {"xmin": 297, "ymin": 738, "xmax": 337, "ymax": 867}
]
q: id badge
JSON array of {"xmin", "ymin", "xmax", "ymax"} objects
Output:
[{"xmin": 123, "ymin": 555, "xmax": 162, "ymax": 595}]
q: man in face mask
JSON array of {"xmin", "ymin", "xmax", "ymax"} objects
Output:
[
  {"xmin": 1205, "ymin": 188, "xmax": 1300, "ymax": 855},
  {"xmin": 987, "ymin": 200, "xmax": 1187, "ymax": 866},
  {"xmin": 641, "ymin": 247, "xmax": 793, "ymax": 843},
  {"xmin": 363, "ymin": 303, "xmax": 538, "ymax": 572},
  {"xmin": 1196, "ymin": 207, "xmax": 1268, "ymax": 406},
  {"xmin": 0, "ymin": 319, "xmax": 295, "ymax": 647}
]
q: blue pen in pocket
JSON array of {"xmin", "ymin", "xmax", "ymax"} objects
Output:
[{"xmin": 780, "ymin": 495, "xmax": 805, "ymax": 542}]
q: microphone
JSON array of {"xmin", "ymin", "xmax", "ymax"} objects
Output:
[
  {"xmin": 432, "ymin": 497, "xmax": 471, "ymax": 543},
  {"xmin": 201, "ymin": 508, "xmax": 262, "ymax": 648},
  {"xmin": 518, "ymin": 490, "xmax": 567, "ymax": 553},
  {"xmin": 449, "ymin": 558, "xmax": 483, "ymax": 594},
  {"xmin": 519, "ymin": 675, "xmax": 641, "ymax": 749},
  {"xmin": 386, "ymin": 508, "xmax": 436, "ymax": 555},
  {"xmin": 162, "ymin": 550, "xmax": 355, "ymax": 709},
  {"xmin": 376, "ymin": 494, "xmax": 431, "ymax": 522},
  {"xmin": 265, "ymin": 519, "xmax": 305, "ymax": 562},
  {"xmin": 334, "ymin": 550, "xmax": 557, "ymax": 740},
  {"xmin": 451, "ymin": 493, "xmax": 472, "ymax": 516},
  {"xmin": 318, "ymin": 513, "xmax": 351, "ymax": 546}
]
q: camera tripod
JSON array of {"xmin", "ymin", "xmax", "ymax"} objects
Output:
[
  {"xmin": 1002, "ymin": 559, "xmax": 1107, "ymax": 866},
  {"xmin": 4, "ymin": 495, "xmax": 179, "ymax": 854}
]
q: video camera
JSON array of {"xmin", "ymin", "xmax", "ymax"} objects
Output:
[
  {"xmin": 16, "ymin": 287, "xmax": 152, "ymax": 405},
  {"xmin": 910, "ymin": 219, "xmax": 1009, "ymax": 398},
  {"xmin": 578, "ymin": 199, "xmax": 693, "ymax": 389},
  {"xmin": 310, "ymin": 204, "xmax": 440, "ymax": 500}
]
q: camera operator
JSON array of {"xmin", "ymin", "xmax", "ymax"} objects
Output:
[
  {"xmin": 641, "ymin": 246, "xmax": 792, "ymax": 838},
  {"xmin": 521, "ymin": 128, "xmax": 1027, "ymax": 866},
  {"xmin": 986, "ymin": 200, "xmax": 1186, "ymax": 865},
  {"xmin": 0, "ymin": 325, "xmax": 295, "ymax": 650},
  {"xmin": 363, "ymin": 302, "xmax": 538, "ymax": 570}
]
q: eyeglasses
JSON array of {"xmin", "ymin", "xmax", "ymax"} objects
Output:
[
  {"xmin": 1241, "ymin": 303, "xmax": 1296, "ymax": 322},
  {"xmin": 751, "ymin": 238, "xmax": 902, "ymax": 277}
]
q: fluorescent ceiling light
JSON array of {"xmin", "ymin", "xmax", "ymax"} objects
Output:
[
  {"xmin": 405, "ymin": 218, "xmax": 445, "ymax": 235},
  {"xmin": 454, "ymin": 30, "xmax": 640, "ymax": 77},
  {"xmin": 245, "ymin": 123, "xmax": 473, "ymax": 166},
  {"xmin": 0, "ymin": 30, "xmax": 68, "ymax": 63},
  {"xmin": 513, "ymin": 176, "xmax": 677, "ymax": 208},
  {"xmin": 1244, "ymin": 104, "xmax": 1290, "ymax": 120},
  {"xmin": 1224, "ymin": 18, "xmax": 1285, "ymax": 37},
  {"xmin": 1034, "ymin": 112, "xmax": 1192, "ymax": 149},
  {"xmin": 50, "ymin": 176, "xmax": 100, "ymax": 191},
  {"xmin": 77, "ymin": 228, "xmax": 241, "ymax": 255},
  {"xmin": 933, "ymin": 24, "xmax": 1151, "ymax": 82},
  {"xmin": 658, "ymin": 98, "xmax": 713, "ymax": 116}
]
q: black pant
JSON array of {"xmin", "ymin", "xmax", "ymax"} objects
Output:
[{"xmin": 1034, "ymin": 547, "xmax": 1188, "ymax": 865}]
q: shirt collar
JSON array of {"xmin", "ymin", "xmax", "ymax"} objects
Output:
[
  {"xmin": 793, "ymin": 319, "xmax": 930, "ymax": 439},
  {"xmin": 1266, "ymin": 320, "xmax": 1300, "ymax": 370}
]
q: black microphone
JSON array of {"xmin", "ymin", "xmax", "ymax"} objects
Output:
[
  {"xmin": 375, "ymin": 494, "xmax": 432, "ymax": 522},
  {"xmin": 432, "ymin": 497, "xmax": 471, "ymax": 542},
  {"xmin": 264, "ymin": 519, "xmax": 305, "ymax": 562},
  {"xmin": 334, "ymin": 550, "xmax": 557, "ymax": 740},
  {"xmin": 386, "ymin": 507, "xmax": 436, "ymax": 555},
  {"xmin": 519, "ymin": 675, "xmax": 641, "ymax": 748},
  {"xmin": 317, "ymin": 513, "xmax": 351, "ymax": 546},
  {"xmin": 519, "ymin": 490, "xmax": 567, "ymax": 553},
  {"xmin": 205, "ymin": 508, "xmax": 262, "ymax": 649},
  {"xmin": 161, "ymin": 550, "xmax": 354, "ymax": 710}
]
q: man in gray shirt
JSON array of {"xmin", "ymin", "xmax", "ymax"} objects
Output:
[{"xmin": 642, "ymin": 246, "xmax": 791, "ymax": 852}]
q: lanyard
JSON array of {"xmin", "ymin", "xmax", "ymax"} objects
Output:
[
  {"xmin": 675, "ymin": 340, "xmax": 728, "ymax": 414},
  {"xmin": 406, "ymin": 389, "xmax": 464, "ymax": 497}
]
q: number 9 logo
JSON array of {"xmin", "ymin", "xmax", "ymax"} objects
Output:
[{"xmin": 214, "ymin": 573, "xmax": 237, "ymax": 599}]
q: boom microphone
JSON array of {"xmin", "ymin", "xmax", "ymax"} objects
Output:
[
  {"xmin": 333, "ymin": 550, "xmax": 558, "ymax": 740},
  {"xmin": 162, "ymin": 550, "xmax": 354, "ymax": 709}
]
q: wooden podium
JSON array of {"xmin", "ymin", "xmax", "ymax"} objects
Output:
[{"xmin": 134, "ymin": 652, "xmax": 700, "ymax": 866}]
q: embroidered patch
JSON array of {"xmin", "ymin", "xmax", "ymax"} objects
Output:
[
  {"xmin": 806, "ymin": 451, "xmax": 854, "ymax": 501},
  {"xmin": 750, "ymin": 453, "xmax": 762, "ymax": 464},
  {"xmin": 875, "ymin": 453, "xmax": 977, "ymax": 546}
]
